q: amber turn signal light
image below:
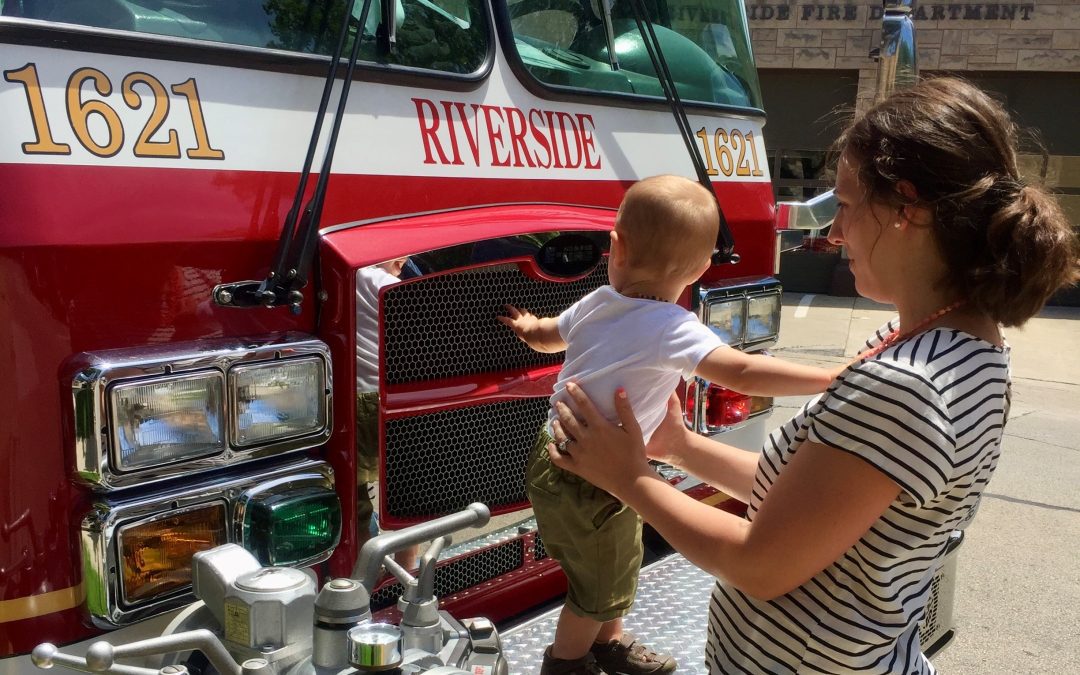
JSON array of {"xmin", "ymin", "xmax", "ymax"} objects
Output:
[{"xmin": 118, "ymin": 502, "xmax": 227, "ymax": 605}]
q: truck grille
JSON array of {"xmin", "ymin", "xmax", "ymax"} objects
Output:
[
  {"xmin": 383, "ymin": 261, "xmax": 608, "ymax": 384},
  {"xmin": 533, "ymin": 534, "xmax": 548, "ymax": 561},
  {"xmin": 384, "ymin": 398, "xmax": 550, "ymax": 520},
  {"xmin": 370, "ymin": 538, "xmax": 526, "ymax": 611},
  {"xmin": 916, "ymin": 531, "xmax": 960, "ymax": 654},
  {"xmin": 917, "ymin": 570, "xmax": 942, "ymax": 646},
  {"xmin": 380, "ymin": 257, "xmax": 608, "ymax": 524}
]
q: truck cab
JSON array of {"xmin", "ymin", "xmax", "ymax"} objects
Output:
[{"xmin": 2, "ymin": 0, "xmax": 783, "ymax": 669}]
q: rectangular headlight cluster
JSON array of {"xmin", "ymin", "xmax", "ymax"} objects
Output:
[
  {"xmin": 72, "ymin": 335, "xmax": 332, "ymax": 489},
  {"xmin": 700, "ymin": 278, "xmax": 783, "ymax": 349},
  {"xmin": 82, "ymin": 459, "xmax": 337, "ymax": 627}
]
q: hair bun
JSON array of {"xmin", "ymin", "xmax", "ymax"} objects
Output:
[
  {"xmin": 996, "ymin": 175, "xmax": 1026, "ymax": 199},
  {"xmin": 838, "ymin": 77, "xmax": 1079, "ymax": 327}
]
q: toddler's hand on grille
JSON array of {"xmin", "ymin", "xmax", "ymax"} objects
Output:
[{"xmin": 497, "ymin": 304, "xmax": 539, "ymax": 342}]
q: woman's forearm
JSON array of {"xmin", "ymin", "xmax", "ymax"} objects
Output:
[
  {"xmin": 666, "ymin": 432, "xmax": 760, "ymax": 504},
  {"xmin": 619, "ymin": 472, "xmax": 758, "ymax": 590}
]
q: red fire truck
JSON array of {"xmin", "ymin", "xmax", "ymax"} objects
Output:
[{"xmin": 0, "ymin": 0, "xmax": 952, "ymax": 672}]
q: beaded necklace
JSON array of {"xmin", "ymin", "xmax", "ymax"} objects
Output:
[
  {"xmin": 856, "ymin": 300, "xmax": 965, "ymax": 362},
  {"xmin": 627, "ymin": 293, "xmax": 668, "ymax": 302}
]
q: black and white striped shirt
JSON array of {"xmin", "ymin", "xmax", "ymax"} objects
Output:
[{"xmin": 707, "ymin": 323, "xmax": 1010, "ymax": 674}]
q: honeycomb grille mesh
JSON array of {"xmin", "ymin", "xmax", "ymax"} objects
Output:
[
  {"xmin": 533, "ymin": 535, "xmax": 548, "ymax": 561},
  {"xmin": 385, "ymin": 398, "xmax": 549, "ymax": 518},
  {"xmin": 917, "ymin": 571, "xmax": 942, "ymax": 646},
  {"xmin": 383, "ymin": 261, "xmax": 609, "ymax": 384},
  {"xmin": 369, "ymin": 538, "xmax": 526, "ymax": 611}
]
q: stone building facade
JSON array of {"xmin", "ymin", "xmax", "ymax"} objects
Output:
[{"xmin": 744, "ymin": 0, "xmax": 1079, "ymax": 224}]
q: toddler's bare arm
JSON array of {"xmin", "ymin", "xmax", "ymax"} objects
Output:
[
  {"xmin": 498, "ymin": 305, "xmax": 567, "ymax": 353},
  {"xmin": 694, "ymin": 347, "xmax": 839, "ymax": 396}
]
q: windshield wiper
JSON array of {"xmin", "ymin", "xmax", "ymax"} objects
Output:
[
  {"xmin": 380, "ymin": 0, "xmax": 398, "ymax": 53},
  {"xmin": 625, "ymin": 0, "xmax": 738, "ymax": 265},
  {"xmin": 214, "ymin": 0, "xmax": 377, "ymax": 313},
  {"xmin": 599, "ymin": 0, "xmax": 620, "ymax": 71}
]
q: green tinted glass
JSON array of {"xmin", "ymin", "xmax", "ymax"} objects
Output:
[
  {"xmin": 243, "ymin": 486, "xmax": 342, "ymax": 566},
  {"xmin": 14, "ymin": 0, "xmax": 488, "ymax": 74},
  {"xmin": 506, "ymin": 0, "xmax": 761, "ymax": 108}
]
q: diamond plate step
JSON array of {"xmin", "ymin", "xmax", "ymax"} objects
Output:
[{"xmin": 502, "ymin": 554, "xmax": 713, "ymax": 674}]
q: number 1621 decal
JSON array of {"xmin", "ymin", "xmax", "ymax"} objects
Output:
[{"xmin": 4, "ymin": 63, "xmax": 224, "ymax": 160}]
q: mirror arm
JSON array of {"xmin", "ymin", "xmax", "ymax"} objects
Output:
[{"xmin": 213, "ymin": 0, "xmax": 377, "ymax": 313}]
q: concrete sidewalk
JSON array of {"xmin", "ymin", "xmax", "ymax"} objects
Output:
[{"xmin": 769, "ymin": 293, "xmax": 1080, "ymax": 674}]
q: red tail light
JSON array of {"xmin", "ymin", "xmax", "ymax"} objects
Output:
[
  {"xmin": 685, "ymin": 380, "xmax": 773, "ymax": 431},
  {"xmin": 685, "ymin": 380, "xmax": 698, "ymax": 422},
  {"xmin": 706, "ymin": 386, "xmax": 752, "ymax": 427}
]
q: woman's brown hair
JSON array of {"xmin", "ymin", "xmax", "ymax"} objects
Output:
[{"xmin": 836, "ymin": 77, "xmax": 1079, "ymax": 327}]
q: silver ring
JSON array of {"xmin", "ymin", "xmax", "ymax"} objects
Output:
[{"xmin": 556, "ymin": 437, "xmax": 573, "ymax": 453}]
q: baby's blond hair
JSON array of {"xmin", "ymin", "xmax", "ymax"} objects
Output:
[{"xmin": 615, "ymin": 175, "xmax": 719, "ymax": 279}]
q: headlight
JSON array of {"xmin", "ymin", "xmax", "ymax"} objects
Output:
[
  {"xmin": 705, "ymin": 298, "xmax": 745, "ymax": 346},
  {"xmin": 110, "ymin": 372, "xmax": 225, "ymax": 471},
  {"xmin": 71, "ymin": 335, "xmax": 331, "ymax": 488},
  {"xmin": 700, "ymin": 279, "xmax": 783, "ymax": 349},
  {"xmin": 746, "ymin": 293, "xmax": 781, "ymax": 343},
  {"xmin": 231, "ymin": 357, "xmax": 327, "ymax": 448}
]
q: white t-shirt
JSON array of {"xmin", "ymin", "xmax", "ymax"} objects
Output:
[
  {"xmin": 549, "ymin": 285, "xmax": 726, "ymax": 443},
  {"xmin": 706, "ymin": 322, "xmax": 1010, "ymax": 674},
  {"xmin": 356, "ymin": 265, "xmax": 400, "ymax": 391}
]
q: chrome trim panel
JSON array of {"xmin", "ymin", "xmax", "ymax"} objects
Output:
[
  {"xmin": 876, "ymin": 0, "xmax": 919, "ymax": 102},
  {"xmin": 69, "ymin": 333, "xmax": 332, "ymax": 490},
  {"xmin": 80, "ymin": 458, "xmax": 334, "ymax": 628},
  {"xmin": 775, "ymin": 189, "xmax": 837, "ymax": 233},
  {"xmin": 920, "ymin": 529, "xmax": 962, "ymax": 655}
]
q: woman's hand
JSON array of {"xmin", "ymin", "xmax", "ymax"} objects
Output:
[{"xmin": 547, "ymin": 383, "xmax": 653, "ymax": 498}]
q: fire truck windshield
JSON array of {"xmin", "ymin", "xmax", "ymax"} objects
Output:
[
  {"xmin": 6, "ymin": 0, "xmax": 488, "ymax": 74},
  {"xmin": 506, "ymin": 0, "xmax": 761, "ymax": 108}
]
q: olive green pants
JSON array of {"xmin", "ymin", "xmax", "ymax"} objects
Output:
[{"xmin": 526, "ymin": 428, "xmax": 643, "ymax": 621}]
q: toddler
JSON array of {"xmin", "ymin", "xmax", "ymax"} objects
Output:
[{"xmin": 500, "ymin": 175, "xmax": 839, "ymax": 675}]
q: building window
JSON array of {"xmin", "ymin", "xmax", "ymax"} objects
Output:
[{"xmin": 768, "ymin": 149, "xmax": 832, "ymax": 201}]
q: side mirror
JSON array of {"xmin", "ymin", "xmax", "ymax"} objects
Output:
[
  {"xmin": 774, "ymin": 189, "xmax": 837, "ymax": 232},
  {"xmin": 876, "ymin": 0, "xmax": 918, "ymax": 101}
]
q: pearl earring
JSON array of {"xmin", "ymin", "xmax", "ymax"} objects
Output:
[{"xmin": 893, "ymin": 222, "xmax": 901, "ymax": 229}]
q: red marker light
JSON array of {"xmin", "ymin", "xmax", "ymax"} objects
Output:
[{"xmin": 706, "ymin": 386, "xmax": 751, "ymax": 428}]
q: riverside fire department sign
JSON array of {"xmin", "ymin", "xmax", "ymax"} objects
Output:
[{"xmin": 745, "ymin": 2, "xmax": 1036, "ymax": 22}]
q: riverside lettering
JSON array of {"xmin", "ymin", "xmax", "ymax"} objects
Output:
[{"xmin": 412, "ymin": 98, "xmax": 602, "ymax": 170}]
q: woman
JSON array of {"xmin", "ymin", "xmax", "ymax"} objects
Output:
[{"xmin": 546, "ymin": 78, "xmax": 1078, "ymax": 674}]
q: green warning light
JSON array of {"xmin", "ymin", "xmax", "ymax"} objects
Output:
[{"xmin": 242, "ymin": 486, "xmax": 341, "ymax": 566}]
